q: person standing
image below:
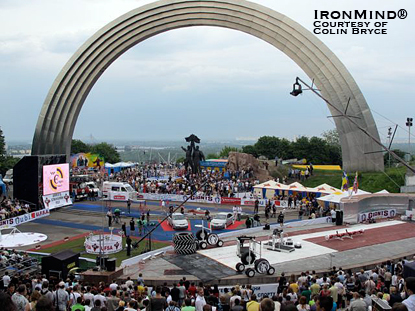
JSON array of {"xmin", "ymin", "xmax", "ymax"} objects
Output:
[
  {"xmin": 254, "ymin": 199, "xmax": 259, "ymax": 215},
  {"xmin": 107, "ymin": 290, "xmax": 120, "ymax": 311},
  {"xmin": 402, "ymin": 277, "xmax": 415, "ymax": 311},
  {"xmin": 122, "ymin": 222, "xmax": 127, "ymax": 237},
  {"xmin": 12, "ymin": 285, "xmax": 30, "ymax": 311},
  {"xmin": 107, "ymin": 210, "xmax": 113, "ymax": 227},
  {"xmin": 127, "ymin": 199, "xmax": 132, "ymax": 214},
  {"xmin": 278, "ymin": 211, "xmax": 284, "ymax": 227},
  {"xmin": 126, "ymin": 235, "xmax": 132, "ymax": 256},
  {"xmin": 130, "ymin": 218, "xmax": 135, "ymax": 235},
  {"xmin": 195, "ymin": 290, "xmax": 207, "ymax": 311}
]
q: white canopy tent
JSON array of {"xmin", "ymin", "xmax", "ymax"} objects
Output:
[{"xmin": 317, "ymin": 189, "xmax": 371, "ymax": 204}]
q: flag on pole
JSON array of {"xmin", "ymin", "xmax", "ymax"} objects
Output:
[
  {"xmin": 353, "ymin": 172, "xmax": 359, "ymax": 194},
  {"xmin": 341, "ymin": 171, "xmax": 349, "ymax": 191}
]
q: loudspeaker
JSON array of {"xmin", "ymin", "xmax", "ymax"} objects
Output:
[
  {"xmin": 106, "ymin": 258, "xmax": 116, "ymax": 272},
  {"xmin": 14, "ymin": 155, "xmax": 66, "ymax": 208},
  {"xmin": 336, "ymin": 211, "xmax": 343, "ymax": 226}
]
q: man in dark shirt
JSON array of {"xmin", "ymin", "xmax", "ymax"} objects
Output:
[{"xmin": 171, "ymin": 283, "xmax": 180, "ymax": 303}]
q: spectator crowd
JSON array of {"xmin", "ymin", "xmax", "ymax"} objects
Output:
[{"xmin": 1, "ymin": 255, "xmax": 415, "ymax": 311}]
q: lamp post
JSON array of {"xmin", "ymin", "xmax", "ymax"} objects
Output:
[
  {"xmin": 290, "ymin": 77, "xmax": 415, "ymax": 174},
  {"xmin": 406, "ymin": 118, "xmax": 413, "ymax": 163},
  {"xmin": 387, "ymin": 127, "xmax": 392, "ymax": 168}
]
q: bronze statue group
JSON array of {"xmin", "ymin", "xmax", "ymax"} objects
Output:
[{"xmin": 181, "ymin": 134, "xmax": 206, "ymax": 175}]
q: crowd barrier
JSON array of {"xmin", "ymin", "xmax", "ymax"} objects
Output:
[{"xmin": 137, "ymin": 193, "xmax": 288, "ymax": 208}]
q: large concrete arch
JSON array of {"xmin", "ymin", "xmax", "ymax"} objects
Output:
[{"xmin": 32, "ymin": 0, "xmax": 384, "ymax": 172}]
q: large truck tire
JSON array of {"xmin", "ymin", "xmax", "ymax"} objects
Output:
[
  {"xmin": 241, "ymin": 252, "xmax": 256, "ymax": 265},
  {"xmin": 173, "ymin": 232, "xmax": 196, "ymax": 244},
  {"xmin": 174, "ymin": 242, "xmax": 197, "ymax": 255}
]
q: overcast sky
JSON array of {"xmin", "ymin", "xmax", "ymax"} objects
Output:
[{"xmin": 1, "ymin": 0, "xmax": 414, "ymax": 144}]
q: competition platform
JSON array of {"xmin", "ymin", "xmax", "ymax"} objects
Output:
[{"xmin": 122, "ymin": 219, "xmax": 415, "ymax": 285}]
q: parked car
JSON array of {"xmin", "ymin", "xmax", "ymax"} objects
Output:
[
  {"xmin": 211, "ymin": 212, "xmax": 234, "ymax": 230},
  {"xmin": 168, "ymin": 213, "xmax": 189, "ymax": 230}
]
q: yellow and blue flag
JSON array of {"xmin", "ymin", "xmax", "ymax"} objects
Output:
[{"xmin": 341, "ymin": 171, "xmax": 349, "ymax": 191}]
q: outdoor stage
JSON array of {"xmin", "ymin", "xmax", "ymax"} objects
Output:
[{"xmin": 122, "ymin": 219, "xmax": 415, "ymax": 285}]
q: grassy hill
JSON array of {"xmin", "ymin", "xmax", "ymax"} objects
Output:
[{"xmin": 300, "ymin": 167, "xmax": 406, "ymax": 193}]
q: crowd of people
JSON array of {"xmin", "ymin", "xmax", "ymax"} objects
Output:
[
  {"xmin": 0, "ymin": 198, "xmax": 32, "ymax": 221},
  {"xmin": 1, "ymin": 255, "xmax": 415, "ymax": 311},
  {"xmin": 108, "ymin": 165, "xmax": 259, "ymax": 198}
]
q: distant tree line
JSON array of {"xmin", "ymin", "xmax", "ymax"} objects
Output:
[
  {"xmin": 241, "ymin": 130, "xmax": 343, "ymax": 165},
  {"xmin": 71, "ymin": 139, "xmax": 121, "ymax": 164},
  {"xmin": 0, "ymin": 128, "xmax": 19, "ymax": 176}
]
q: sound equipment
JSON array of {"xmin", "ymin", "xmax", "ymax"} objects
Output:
[
  {"xmin": 14, "ymin": 155, "xmax": 66, "ymax": 208},
  {"xmin": 106, "ymin": 258, "xmax": 116, "ymax": 272},
  {"xmin": 41, "ymin": 250, "xmax": 79, "ymax": 279},
  {"xmin": 335, "ymin": 211, "xmax": 343, "ymax": 226}
]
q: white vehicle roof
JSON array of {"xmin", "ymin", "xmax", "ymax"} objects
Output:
[{"xmin": 216, "ymin": 212, "xmax": 230, "ymax": 216}]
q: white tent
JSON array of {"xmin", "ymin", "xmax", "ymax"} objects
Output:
[
  {"xmin": 286, "ymin": 182, "xmax": 309, "ymax": 192},
  {"xmin": 317, "ymin": 189, "xmax": 371, "ymax": 204},
  {"xmin": 375, "ymin": 189, "xmax": 390, "ymax": 194},
  {"xmin": 308, "ymin": 183, "xmax": 341, "ymax": 194}
]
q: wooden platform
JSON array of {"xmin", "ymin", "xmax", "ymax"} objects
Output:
[{"xmin": 81, "ymin": 268, "xmax": 124, "ymax": 284}]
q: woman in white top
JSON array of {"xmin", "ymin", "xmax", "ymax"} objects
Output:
[{"xmin": 296, "ymin": 296, "xmax": 310, "ymax": 311}]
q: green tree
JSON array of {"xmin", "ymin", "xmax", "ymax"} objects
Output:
[
  {"xmin": 206, "ymin": 153, "xmax": 218, "ymax": 159},
  {"xmin": 384, "ymin": 149, "xmax": 406, "ymax": 167},
  {"xmin": 91, "ymin": 142, "xmax": 121, "ymax": 164},
  {"xmin": 71, "ymin": 139, "xmax": 91, "ymax": 154},
  {"xmin": 219, "ymin": 146, "xmax": 239, "ymax": 158},
  {"xmin": 242, "ymin": 145, "xmax": 258, "ymax": 157},
  {"xmin": 0, "ymin": 128, "xmax": 5, "ymax": 157},
  {"xmin": 176, "ymin": 157, "xmax": 185, "ymax": 164},
  {"xmin": 322, "ymin": 129, "xmax": 340, "ymax": 147},
  {"xmin": 253, "ymin": 136, "xmax": 294, "ymax": 160},
  {"xmin": 0, "ymin": 128, "xmax": 19, "ymax": 176}
]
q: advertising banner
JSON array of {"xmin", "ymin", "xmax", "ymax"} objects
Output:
[
  {"xmin": 219, "ymin": 283, "xmax": 278, "ymax": 299},
  {"xmin": 43, "ymin": 191, "xmax": 72, "ymax": 210},
  {"xmin": 358, "ymin": 209, "xmax": 396, "ymax": 223},
  {"xmin": 70, "ymin": 153, "xmax": 105, "ymax": 171},
  {"xmin": 43, "ymin": 163, "xmax": 70, "ymax": 196},
  {"xmin": 84, "ymin": 234, "xmax": 123, "ymax": 255},
  {"xmin": 220, "ymin": 197, "xmax": 242, "ymax": 205},
  {"xmin": 0, "ymin": 209, "xmax": 50, "ymax": 229},
  {"xmin": 241, "ymin": 198, "xmax": 268, "ymax": 207}
]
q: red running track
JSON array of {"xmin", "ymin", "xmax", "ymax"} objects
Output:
[{"xmin": 305, "ymin": 222, "xmax": 415, "ymax": 252}]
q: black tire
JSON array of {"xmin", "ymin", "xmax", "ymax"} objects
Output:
[
  {"xmin": 236, "ymin": 262, "xmax": 245, "ymax": 272},
  {"xmin": 217, "ymin": 240, "xmax": 224, "ymax": 247},
  {"xmin": 199, "ymin": 241, "xmax": 208, "ymax": 249},
  {"xmin": 246, "ymin": 268, "xmax": 255, "ymax": 278},
  {"xmin": 267, "ymin": 267, "xmax": 276, "ymax": 275},
  {"xmin": 207, "ymin": 233, "xmax": 219, "ymax": 245},
  {"xmin": 241, "ymin": 251, "xmax": 256, "ymax": 265},
  {"xmin": 254, "ymin": 259, "xmax": 270, "ymax": 274},
  {"xmin": 196, "ymin": 229, "xmax": 208, "ymax": 241},
  {"xmin": 173, "ymin": 240, "xmax": 197, "ymax": 246},
  {"xmin": 173, "ymin": 232, "xmax": 195, "ymax": 244},
  {"xmin": 174, "ymin": 242, "xmax": 197, "ymax": 255},
  {"xmin": 194, "ymin": 241, "xmax": 200, "ymax": 250}
]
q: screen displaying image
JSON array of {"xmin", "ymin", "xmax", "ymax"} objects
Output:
[{"xmin": 43, "ymin": 163, "xmax": 70, "ymax": 196}]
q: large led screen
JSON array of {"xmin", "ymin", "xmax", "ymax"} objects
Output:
[{"xmin": 43, "ymin": 163, "xmax": 70, "ymax": 196}]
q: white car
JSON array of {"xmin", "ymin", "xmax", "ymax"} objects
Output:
[
  {"xmin": 168, "ymin": 213, "xmax": 189, "ymax": 230},
  {"xmin": 211, "ymin": 212, "xmax": 234, "ymax": 230},
  {"xmin": 85, "ymin": 181, "xmax": 99, "ymax": 196}
]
